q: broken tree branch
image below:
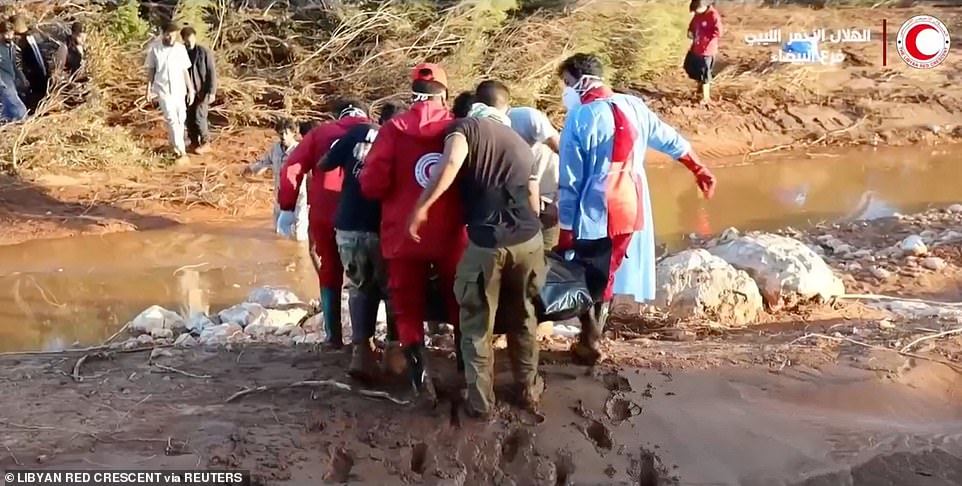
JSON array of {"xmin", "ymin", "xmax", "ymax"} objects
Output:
[{"xmin": 225, "ymin": 380, "xmax": 410, "ymax": 406}]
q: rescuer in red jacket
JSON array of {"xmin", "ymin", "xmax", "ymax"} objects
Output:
[
  {"xmin": 278, "ymin": 99, "xmax": 371, "ymax": 347},
  {"xmin": 359, "ymin": 64, "xmax": 466, "ymax": 406},
  {"xmin": 685, "ymin": 0, "xmax": 722, "ymax": 104}
]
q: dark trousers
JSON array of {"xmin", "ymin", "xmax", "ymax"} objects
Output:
[{"xmin": 186, "ymin": 96, "xmax": 210, "ymax": 146}]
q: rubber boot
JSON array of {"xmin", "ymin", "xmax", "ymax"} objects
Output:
[
  {"xmin": 701, "ymin": 83, "xmax": 711, "ymax": 105},
  {"xmin": 403, "ymin": 344, "xmax": 438, "ymax": 410},
  {"xmin": 570, "ymin": 302, "xmax": 608, "ymax": 365},
  {"xmin": 348, "ymin": 293, "xmax": 379, "ymax": 382},
  {"xmin": 381, "ymin": 297, "xmax": 406, "ymax": 376},
  {"xmin": 320, "ymin": 287, "xmax": 343, "ymax": 348}
]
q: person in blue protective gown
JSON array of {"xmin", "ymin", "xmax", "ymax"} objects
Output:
[{"xmin": 554, "ymin": 53, "xmax": 717, "ymax": 365}]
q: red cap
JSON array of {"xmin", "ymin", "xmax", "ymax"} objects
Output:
[{"xmin": 411, "ymin": 63, "xmax": 448, "ymax": 88}]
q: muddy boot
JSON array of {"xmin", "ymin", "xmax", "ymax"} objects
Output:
[
  {"xmin": 382, "ymin": 341, "xmax": 407, "ymax": 376},
  {"xmin": 349, "ymin": 341, "xmax": 379, "ymax": 383},
  {"xmin": 403, "ymin": 344, "xmax": 438, "ymax": 410},
  {"xmin": 320, "ymin": 287, "xmax": 343, "ymax": 349},
  {"xmin": 570, "ymin": 302, "xmax": 608, "ymax": 366},
  {"xmin": 519, "ymin": 374, "xmax": 546, "ymax": 412},
  {"xmin": 701, "ymin": 83, "xmax": 711, "ymax": 105}
]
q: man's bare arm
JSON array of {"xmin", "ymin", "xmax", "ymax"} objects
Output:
[
  {"xmin": 527, "ymin": 180, "xmax": 540, "ymax": 215},
  {"xmin": 545, "ymin": 134, "xmax": 561, "ymax": 154}
]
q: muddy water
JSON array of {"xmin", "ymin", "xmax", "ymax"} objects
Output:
[
  {"xmin": 533, "ymin": 362, "xmax": 962, "ymax": 485},
  {"xmin": 1, "ymin": 145, "xmax": 960, "ymax": 352}
]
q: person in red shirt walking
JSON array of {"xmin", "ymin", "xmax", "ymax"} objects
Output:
[
  {"xmin": 684, "ymin": 0, "xmax": 722, "ymax": 105},
  {"xmin": 359, "ymin": 64, "xmax": 466, "ymax": 406},
  {"xmin": 278, "ymin": 99, "xmax": 371, "ymax": 348}
]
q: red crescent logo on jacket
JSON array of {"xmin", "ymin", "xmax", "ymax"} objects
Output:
[{"xmin": 414, "ymin": 152, "xmax": 441, "ymax": 188}]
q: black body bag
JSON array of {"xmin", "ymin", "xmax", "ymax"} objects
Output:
[{"xmin": 535, "ymin": 252, "xmax": 594, "ymax": 322}]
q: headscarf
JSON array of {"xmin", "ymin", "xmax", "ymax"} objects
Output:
[{"xmin": 467, "ymin": 102, "xmax": 511, "ymax": 126}]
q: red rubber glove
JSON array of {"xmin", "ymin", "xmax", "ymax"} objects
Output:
[
  {"xmin": 678, "ymin": 152, "xmax": 716, "ymax": 199},
  {"xmin": 554, "ymin": 229, "xmax": 574, "ymax": 252}
]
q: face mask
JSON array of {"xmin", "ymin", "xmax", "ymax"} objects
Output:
[{"xmin": 562, "ymin": 87, "xmax": 581, "ymax": 111}]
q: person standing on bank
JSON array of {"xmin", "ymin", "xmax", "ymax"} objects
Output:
[
  {"xmin": 318, "ymin": 101, "xmax": 404, "ymax": 382},
  {"xmin": 53, "ymin": 21, "xmax": 91, "ymax": 106},
  {"xmin": 11, "ymin": 15, "xmax": 50, "ymax": 113},
  {"xmin": 408, "ymin": 97, "xmax": 546, "ymax": 419},
  {"xmin": 0, "ymin": 20, "xmax": 27, "ymax": 123},
  {"xmin": 684, "ymin": 0, "xmax": 721, "ymax": 105},
  {"xmin": 556, "ymin": 53, "xmax": 716, "ymax": 365},
  {"xmin": 145, "ymin": 21, "xmax": 194, "ymax": 165},
  {"xmin": 181, "ymin": 26, "xmax": 217, "ymax": 154}
]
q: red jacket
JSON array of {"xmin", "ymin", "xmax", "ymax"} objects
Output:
[
  {"xmin": 278, "ymin": 116, "xmax": 371, "ymax": 226},
  {"xmin": 359, "ymin": 100, "xmax": 466, "ymax": 260},
  {"xmin": 689, "ymin": 6, "xmax": 721, "ymax": 57}
]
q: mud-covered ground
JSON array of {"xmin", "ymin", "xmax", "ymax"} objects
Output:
[
  {"xmin": 1, "ymin": 321, "xmax": 961, "ymax": 485},
  {"xmin": 2, "ymin": 207, "xmax": 962, "ymax": 484},
  {"xmin": 1, "ymin": 4, "xmax": 960, "ymax": 245}
]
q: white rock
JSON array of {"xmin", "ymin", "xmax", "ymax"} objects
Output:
[
  {"xmin": 920, "ymin": 257, "xmax": 947, "ymax": 271},
  {"xmin": 174, "ymin": 333, "xmax": 198, "ymax": 347},
  {"xmin": 878, "ymin": 320, "xmax": 896, "ymax": 330},
  {"xmin": 149, "ymin": 328, "xmax": 174, "ymax": 339},
  {"xmin": 217, "ymin": 303, "xmax": 269, "ymax": 328},
  {"xmin": 293, "ymin": 332, "xmax": 323, "ymax": 345},
  {"xmin": 122, "ymin": 338, "xmax": 139, "ymax": 351},
  {"xmin": 940, "ymin": 230, "xmax": 962, "ymax": 242},
  {"xmin": 708, "ymin": 232, "xmax": 845, "ymax": 309},
  {"xmin": 899, "ymin": 235, "xmax": 928, "ymax": 256},
  {"xmin": 264, "ymin": 308, "xmax": 309, "ymax": 328},
  {"xmin": 244, "ymin": 323, "xmax": 271, "ymax": 337},
  {"xmin": 246, "ymin": 286, "xmax": 303, "ymax": 308},
  {"xmin": 129, "ymin": 305, "xmax": 186, "ymax": 335},
  {"xmin": 199, "ymin": 323, "xmax": 244, "ymax": 345},
  {"xmin": 654, "ymin": 249, "xmax": 764, "ymax": 326},
  {"xmin": 947, "ymin": 204, "xmax": 962, "ymax": 213},
  {"xmin": 274, "ymin": 323, "xmax": 301, "ymax": 336},
  {"xmin": 135, "ymin": 334, "xmax": 154, "ymax": 345},
  {"xmin": 870, "ymin": 266, "xmax": 893, "ymax": 280},
  {"xmin": 186, "ymin": 313, "xmax": 216, "ymax": 334}
]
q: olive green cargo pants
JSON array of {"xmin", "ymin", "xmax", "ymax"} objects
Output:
[{"xmin": 454, "ymin": 233, "xmax": 546, "ymax": 415}]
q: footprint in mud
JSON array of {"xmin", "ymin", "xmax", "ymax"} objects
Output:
[
  {"xmin": 500, "ymin": 428, "xmax": 535, "ymax": 465},
  {"xmin": 602, "ymin": 372, "xmax": 632, "ymax": 392},
  {"xmin": 553, "ymin": 450, "xmax": 576, "ymax": 486},
  {"xmin": 410, "ymin": 442, "xmax": 430, "ymax": 475},
  {"xmin": 630, "ymin": 447, "xmax": 679, "ymax": 486},
  {"xmin": 604, "ymin": 396, "xmax": 642, "ymax": 423},
  {"xmin": 584, "ymin": 420, "xmax": 614, "ymax": 451},
  {"xmin": 322, "ymin": 446, "xmax": 354, "ymax": 483}
]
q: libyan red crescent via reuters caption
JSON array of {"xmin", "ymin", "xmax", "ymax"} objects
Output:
[{"xmin": 896, "ymin": 15, "xmax": 951, "ymax": 69}]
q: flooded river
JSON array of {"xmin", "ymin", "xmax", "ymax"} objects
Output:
[{"xmin": 1, "ymin": 145, "xmax": 961, "ymax": 352}]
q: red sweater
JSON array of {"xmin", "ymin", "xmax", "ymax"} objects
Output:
[
  {"xmin": 277, "ymin": 116, "xmax": 371, "ymax": 226},
  {"xmin": 688, "ymin": 6, "xmax": 722, "ymax": 57},
  {"xmin": 359, "ymin": 100, "xmax": 466, "ymax": 260}
]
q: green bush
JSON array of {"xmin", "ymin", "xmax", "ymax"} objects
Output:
[{"xmin": 103, "ymin": 0, "xmax": 150, "ymax": 45}]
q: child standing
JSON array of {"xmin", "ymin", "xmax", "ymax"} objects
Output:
[
  {"xmin": 685, "ymin": 0, "xmax": 722, "ymax": 105},
  {"xmin": 246, "ymin": 118, "xmax": 309, "ymax": 241}
]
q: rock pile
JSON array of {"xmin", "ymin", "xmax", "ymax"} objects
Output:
[{"xmin": 117, "ymin": 287, "xmax": 320, "ymax": 349}]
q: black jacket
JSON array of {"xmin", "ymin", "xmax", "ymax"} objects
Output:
[
  {"xmin": 319, "ymin": 122, "xmax": 381, "ymax": 232},
  {"xmin": 186, "ymin": 44, "xmax": 217, "ymax": 97},
  {"xmin": 15, "ymin": 33, "xmax": 49, "ymax": 90}
]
